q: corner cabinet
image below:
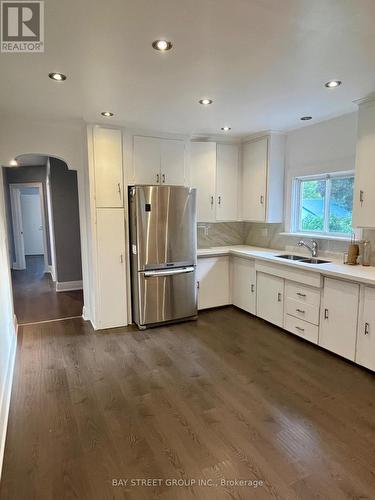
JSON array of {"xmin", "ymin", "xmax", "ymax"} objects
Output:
[
  {"xmin": 319, "ymin": 278, "xmax": 359, "ymax": 360},
  {"xmin": 241, "ymin": 133, "xmax": 285, "ymax": 223},
  {"xmin": 353, "ymin": 99, "xmax": 375, "ymax": 228},
  {"xmin": 133, "ymin": 135, "xmax": 185, "ymax": 186},
  {"xmin": 231, "ymin": 256, "xmax": 256, "ymax": 314},
  {"xmin": 93, "ymin": 127, "xmax": 124, "ymax": 207}
]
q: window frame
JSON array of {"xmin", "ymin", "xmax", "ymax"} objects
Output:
[{"xmin": 292, "ymin": 170, "xmax": 355, "ymax": 238}]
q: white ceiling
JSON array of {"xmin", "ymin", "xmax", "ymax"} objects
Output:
[{"xmin": 1, "ymin": 0, "xmax": 375, "ymax": 137}]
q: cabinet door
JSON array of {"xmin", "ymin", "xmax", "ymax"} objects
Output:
[
  {"xmin": 94, "ymin": 127, "xmax": 123, "ymax": 207},
  {"xmin": 190, "ymin": 142, "xmax": 216, "ymax": 222},
  {"xmin": 320, "ymin": 278, "xmax": 359, "ymax": 360},
  {"xmin": 96, "ymin": 208, "xmax": 127, "ymax": 329},
  {"xmin": 356, "ymin": 286, "xmax": 375, "ymax": 370},
  {"xmin": 133, "ymin": 136, "xmax": 161, "ymax": 185},
  {"xmin": 242, "ymin": 137, "xmax": 267, "ymax": 222},
  {"xmin": 231, "ymin": 256, "xmax": 256, "ymax": 314},
  {"xmin": 216, "ymin": 143, "xmax": 239, "ymax": 221},
  {"xmin": 256, "ymin": 272, "xmax": 284, "ymax": 327},
  {"xmin": 161, "ymin": 139, "xmax": 185, "ymax": 186},
  {"xmin": 196, "ymin": 256, "xmax": 230, "ymax": 310},
  {"xmin": 353, "ymin": 104, "xmax": 375, "ymax": 228}
]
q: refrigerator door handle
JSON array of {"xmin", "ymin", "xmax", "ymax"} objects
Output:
[{"xmin": 144, "ymin": 266, "xmax": 195, "ymax": 277}]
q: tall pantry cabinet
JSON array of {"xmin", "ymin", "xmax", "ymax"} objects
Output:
[{"xmin": 88, "ymin": 126, "xmax": 128, "ymax": 330}]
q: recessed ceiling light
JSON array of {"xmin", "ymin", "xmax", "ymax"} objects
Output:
[
  {"xmin": 300, "ymin": 116, "xmax": 312, "ymax": 121},
  {"xmin": 9, "ymin": 159, "xmax": 18, "ymax": 166},
  {"xmin": 199, "ymin": 99, "xmax": 213, "ymax": 105},
  {"xmin": 101, "ymin": 111, "xmax": 114, "ymax": 117},
  {"xmin": 48, "ymin": 72, "xmax": 67, "ymax": 81},
  {"xmin": 152, "ymin": 40, "xmax": 173, "ymax": 51},
  {"xmin": 221, "ymin": 126, "xmax": 231, "ymax": 131},
  {"xmin": 325, "ymin": 80, "xmax": 342, "ymax": 88}
]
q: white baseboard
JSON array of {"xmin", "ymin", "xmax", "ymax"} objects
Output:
[
  {"xmin": 0, "ymin": 319, "xmax": 17, "ymax": 479},
  {"xmin": 47, "ymin": 265, "xmax": 56, "ymax": 282},
  {"xmin": 56, "ymin": 280, "xmax": 83, "ymax": 292}
]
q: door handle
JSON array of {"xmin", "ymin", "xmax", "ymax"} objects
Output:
[
  {"xmin": 162, "ymin": 173, "xmax": 166, "ymax": 183},
  {"xmin": 260, "ymin": 195, "xmax": 264, "ymax": 205},
  {"xmin": 365, "ymin": 322, "xmax": 370, "ymax": 335},
  {"xmin": 277, "ymin": 292, "xmax": 282, "ymax": 302},
  {"xmin": 144, "ymin": 266, "xmax": 195, "ymax": 277},
  {"xmin": 120, "ymin": 254, "xmax": 124, "ymax": 264},
  {"xmin": 210, "ymin": 195, "xmax": 214, "ymax": 206},
  {"xmin": 296, "ymin": 308, "xmax": 305, "ymax": 314},
  {"xmin": 117, "ymin": 183, "xmax": 121, "ymax": 198},
  {"xmin": 218, "ymin": 196, "xmax": 221, "ymax": 206},
  {"xmin": 324, "ymin": 308, "xmax": 329, "ymax": 319},
  {"xmin": 156, "ymin": 173, "xmax": 160, "ymax": 183},
  {"xmin": 296, "ymin": 292, "xmax": 306, "ymax": 298},
  {"xmin": 251, "ymin": 284, "xmax": 255, "ymax": 293},
  {"xmin": 295, "ymin": 326, "xmax": 305, "ymax": 332},
  {"xmin": 360, "ymin": 190, "xmax": 364, "ymax": 205}
]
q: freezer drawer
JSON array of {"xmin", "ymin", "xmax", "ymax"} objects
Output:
[{"xmin": 136, "ymin": 267, "xmax": 197, "ymax": 326}]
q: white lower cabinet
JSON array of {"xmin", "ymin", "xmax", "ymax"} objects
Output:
[
  {"xmin": 96, "ymin": 208, "xmax": 127, "ymax": 329},
  {"xmin": 284, "ymin": 315, "xmax": 319, "ymax": 344},
  {"xmin": 256, "ymin": 272, "xmax": 284, "ymax": 328},
  {"xmin": 356, "ymin": 286, "xmax": 375, "ymax": 371},
  {"xmin": 231, "ymin": 256, "xmax": 256, "ymax": 314},
  {"xmin": 196, "ymin": 256, "xmax": 230, "ymax": 310},
  {"xmin": 319, "ymin": 278, "xmax": 359, "ymax": 361}
]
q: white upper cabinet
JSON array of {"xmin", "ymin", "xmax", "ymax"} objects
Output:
[
  {"xmin": 241, "ymin": 133, "xmax": 285, "ymax": 223},
  {"xmin": 356, "ymin": 286, "xmax": 375, "ymax": 371},
  {"xmin": 190, "ymin": 142, "xmax": 216, "ymax": 223},
  {"xmin": 160, "ymin": 139, "xmax": 185, "ymax": 186},
  {"xmin": 93, "ymin": 127, "xmax": 123, "ymax": 207},
  {"xmin": 216, "ymin": 143, "xmax": 240, "ymax": 221},
  {"xmin": 353, "ymin": 99, "xmax": 375, "ymax": 228},
  {"xmin": 133, "ymin": 136, "xmax": 161, "ymax": 185},
  {"xmin": 133, "ymin": 136, "xmax": 185, "ymax": 186},
  {"xmin": 319, "ymin": 278, "xmax": 359, "ymax": 361}
]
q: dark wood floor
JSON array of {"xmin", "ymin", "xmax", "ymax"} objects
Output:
[
  {"xmin": 11, "ymin": 255, "xmax": 83, "ymax": 324},
  {"xmin": 1, "ymin": 307, "xmax": 375, "ymax": 500}
]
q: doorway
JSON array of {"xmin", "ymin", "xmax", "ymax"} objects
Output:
[{"xmin": 3, "ymin": 155, "xmax": 84, "ymax": 324}]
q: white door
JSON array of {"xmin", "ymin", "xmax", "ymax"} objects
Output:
[
  {"xmin": 96, "ymin": 208, "xmax": 127, "ymax": 329},
  {"xmin": 216, "ymin": 143, "xmax": 239, "ymax": 221},
  {"xmin": 93, "ymin": 127, "xmax": 123, "ymax": 207},
  {"xmin": 256, "ymin": 272, "xmax": 284, "ymax": 327},
  {"xmin": 196, "ymin": 256, "xmax": 230, "ymax": 310},
  {"xmin": 160, "ymin": 139, "xmax": 185, "ymax": 186},
  {"xmin": 356, "ymin": 286, "xmax": 375, "ymax": 370},
  {"xmin": 20, "ymin": 191, "xmax": 44, "ymax": 255},
  {"xmin": 231, "ymin": 256, "xmax": 256, "ymax": 314},
  {"xmin": 190, "ymin": 142, "xmax": 216, "ymax": 222},
  {"xmin": 133, "ymin": 136, "xmax": 161, "ymax": 185},
  {"xmin": 242, "ymin": 137, "xmax": 268, "ymax": 222},
  {"xmin": 320, "ymin": 278, "xmax": 359, "ymax": 360}
]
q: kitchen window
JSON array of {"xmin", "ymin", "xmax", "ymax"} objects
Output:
[{"xmin": 292, "ymin": 172, "xmax": 354, "ymax": 237}]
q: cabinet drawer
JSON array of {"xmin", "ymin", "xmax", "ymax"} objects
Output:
[
  {"xmin": 286, "ymin": 297, "xmax": 320, "ymax": 325},
  {"xmin": 284, "ymin": 315, "xmax": 319, "ymax": 344},
  {"xmin": 286, "ymin": 281, "xmax": 320, "ymax": 306}
]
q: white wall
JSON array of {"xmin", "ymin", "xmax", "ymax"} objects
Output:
[
  {"xmin": 284, "ymin": 112, "xmax": 358, "ymax": 231},
  {"xmin": 0, "ymin": 168, "xmax": 16, "ymax": 478}
]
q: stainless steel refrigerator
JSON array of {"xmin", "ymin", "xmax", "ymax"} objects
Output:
[{"xmin": 129, "ymin": 185, "xmax": 197, "ymax": 329}]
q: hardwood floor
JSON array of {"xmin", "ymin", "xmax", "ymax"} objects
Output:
[
  {"xmin": 1, "ymin": 306, "xmax": 375, "ymax": 499},
  {"xmin": 11, "ymin": 255, "xmax": 83, "ymax": 324}
]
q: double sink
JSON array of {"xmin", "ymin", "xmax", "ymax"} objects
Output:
[{"xmin": 276, "ymin": 254, "xmax": 330, "ymax": 265}]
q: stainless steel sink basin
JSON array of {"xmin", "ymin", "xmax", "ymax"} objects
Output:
[
  {"xmin": 300, "ymin": 258, "xmax": 330, "ymax": 264},
  {"xmin": 276, "ymin": 254, "xmax": 330, "ymax": 264},
  {"xmin": 276, "ymin": 254, "xmax": 306, "ymax": 261}
]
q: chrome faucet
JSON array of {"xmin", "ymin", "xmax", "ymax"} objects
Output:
[{"xmin": 298, "ymin": 239, "xmax": 318, "ymax": 257}]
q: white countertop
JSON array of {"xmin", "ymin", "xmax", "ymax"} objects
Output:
[{"xmin": 197, "ymin": 245, "xmax": 375, "ymax": 286}]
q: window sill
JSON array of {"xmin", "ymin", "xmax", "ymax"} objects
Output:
[{"xmin": 279, "ymin": 232, "xmax": 353, "ymax": 242}]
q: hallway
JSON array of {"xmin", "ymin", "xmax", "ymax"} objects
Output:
[{"xmin": 11, "ymin": 255, "xmax": 83, "ymax": 324}]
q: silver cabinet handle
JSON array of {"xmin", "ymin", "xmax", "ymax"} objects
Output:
[
  {"xmin": 365, "ymin": 322, "xmax": 370, "ymax": 335},
  {"xmin": 218, "ymin": 196, "xmax": 221, "ymax": 206},
  {"xmin": 117, "ymin": 183, "xmax": 121, "ymax": 198},
  {"xmin": 162, "ymin": 173, "xmax": 166, "ymax": 183},
  {"xmin": 210, "ymin": 195, "xmax": 214, "ymax": 206},
  {"xmin": 296, "ymin": 292, "xmax": 306, "ymax": 297},
  {"xmin": 156, "ymin": 173, "xmax": 160, "ymax": 183},
  {"xmin": 295, "ymin": 326, "xmax": 305, "ymax": 332},
  {"xmin": 360, "ymin": 190, "xmax": 364, "ymax": 204},
  {"xmin": 251, "ymin": 284, "xmax": 255, "ymax": 293},
  {"xmin": 296, "ymin": 308, "xmax": 305, "ymax": 314},
  {"xmin": 277, "ymin": 292, "xmax": 282, "ymax": 302},
  {"xmin": 324, "ymin": 308, "xmax": 329, "ymax": 319},
  {"xmin": 120, "ymin": 254, "xmax": 124, "ymax": 263},
  {"xmin": 260, "ymin": 195, "xmax": 264, "ymax": 205},
  {"xmin": 197, "ymin": 281, "xmax": 200, "ymax": 289}
]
